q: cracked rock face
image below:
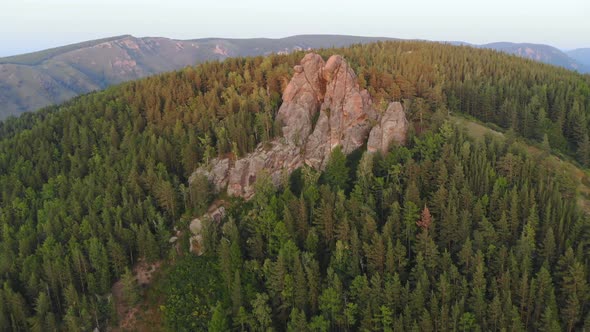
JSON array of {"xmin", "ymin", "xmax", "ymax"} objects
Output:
[
  {"xmin": 190, "ymin": 158, "xmax": 230, "ymax": 193},
  {"xmin": 276, "ymin": 53, "xmax": 377, "ymax": 169},
  {"xmin": 276, "ymin": 53, "xmax": 325, "ymax": 146},
  {"xmin": 226, "ymin": 142, "xmax": 302, "ymax": 199},
  {"xmin": 304, "ymin": 55, "xmax": 377, "ymax": 169},
  {"xmin": 191, "ymin": 53, "xmax": 407, "ymax": 199}
]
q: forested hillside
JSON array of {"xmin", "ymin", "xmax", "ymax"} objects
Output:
[
  {"xmin": 2, "ymin": 33, "xmax": 587, "ymax": 121},
  {"xmin": 0, "ymin": 41, "xmax": 589, "ymax": 331},
  {"xmin": 179, "ymin": 121, "xmax": 588, "ymax": 331},
  {"xmin": 0, "ymin": 34, "xmax": 396, "ymax": 119},
  {"xmin": 479, "ymin": 42, "xmax": 589, "ymax": 73}
]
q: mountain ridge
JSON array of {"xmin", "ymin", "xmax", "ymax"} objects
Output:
[
  {"xmin": 0, "ymin": 34, "xmax": 401, "ymax": 119},
  {"xmin": 1, "ymin": 34, "xmax": 588, "ymax": 120},
  {"xmin": 0, "ymin": 35, "xmax": 132, "ymax": 65},
  {"xmin": 567, "ymin": 48, "xmax": 590, "ymax": 69},
  {"xmin": 478, "ymin": 41, "xmax": 590, "ymax": 72}
]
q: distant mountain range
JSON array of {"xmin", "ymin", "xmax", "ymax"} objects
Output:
[
  {"xmin": 0, "ymin": 35, "xmax": 399, "ymax": 119},
  {"xmin": 478, "ymin": 42, "xmax": 590, "ymax": 73},
  {"xmin": 566, "ymin": 48, "xmax": 590, "ymax": 69},
  {"xmin": 0, "ymin": 34, "xmax": 587, "ymax": 120}
]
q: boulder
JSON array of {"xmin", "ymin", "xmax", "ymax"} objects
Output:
[{"xmin": 189, "ymin": 205, "xmax": 226, "ymax": 255}]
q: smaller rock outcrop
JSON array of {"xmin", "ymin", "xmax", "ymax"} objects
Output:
[
  {"xmin": 191, "ymin": 158, "xmax": 230, "ymax": 193},
  {"xmin": 189, "ymin": 205, "xmax": 226, "ymax": 255},
  {"xmin": 367, "ymin": 102, "xmax": 409, "ymax": 154},
  {"xmin": 226, "ymin": 142, "xmax": 302, "ymax": 199}
]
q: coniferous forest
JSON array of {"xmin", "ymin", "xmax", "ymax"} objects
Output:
[{"xmin": 0, "ymin": 41, "xmax": 589, "ymax": 331}]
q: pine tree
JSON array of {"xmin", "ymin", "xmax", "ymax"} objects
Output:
[
  {"xmin": 538, "ymin": 306, "xmax": 562, "ymax": 332},
  {"xmin": 563, "ymin": 294, "xmax": 580, "ymax": 332},
  {"xmin": 323, "ymin": 146, "xmax": 349, "ymax": 191},
  {"xmin": 251, "ymin": 293, "xmax": 273, "ymax": 332},
  {"xmin": 208, "ymin": 302, "xmax": 229, "ymax": 332},
  {"xmin": 376, "ymin": 305, "xmax": 394, "ymax": 332},
  {"xmin": 235, "ymin": 306, "xmax": 250, "ymax": 332},
  {"xmin": 231, "ymin": 270, "xmax": 243, "ymax": 315},
  {"xmin": 319, "ymin": 286, "xmax": 341, "ymax": 327},
  {"xmin": 190, "ymin": 173, "xmax": 212, "ymax": 214},
  {"xmin": 287, "ymin": 308, "xmax": 308, "ymax": 332},
  {"xmin": 365, "ymin": 233, "xmax": 385, "ymax": 276},
  {"xmin": 403, "ymin": 200, "xmax": 419, "ymax": 259},
  {"xmin": 577, "ymin": 134, "xmax": 590, "ymax": 166},
  {"xmin": 138, "ymin": 225, "xmax": 159, "ymax": 263},
  {"xmin": 27, "ymin": 291, "xmax": 53, "ymax": 332},
  {"xmin": 121, "ymin": 267, "xmax": 140, "ymax": 306},
  {"xmin": 416, "ymin": 205, "xmax": 432, "ymax": 232}
]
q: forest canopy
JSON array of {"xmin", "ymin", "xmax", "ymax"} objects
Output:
[{"xmin": 0, "ymin": 41, "xmax": 589, "ymax": 331}]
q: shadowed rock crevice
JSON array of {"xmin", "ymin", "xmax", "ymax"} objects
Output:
[{"xmin": 191, "ymin": 52, "xmax": 408, "ymax": 199}]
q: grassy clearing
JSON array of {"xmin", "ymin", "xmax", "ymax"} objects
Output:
[
  {"xmin": 452, "ymin": 116, "xmax": 504, "ymax": 141},
  {"xmin": 451, "ymin": 115, "xmax": 590, "ymax": 213}
]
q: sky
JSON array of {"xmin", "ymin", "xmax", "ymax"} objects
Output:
[{"xmin": 1, "ymin": 0, "xmax": 589, "ymax": 57}]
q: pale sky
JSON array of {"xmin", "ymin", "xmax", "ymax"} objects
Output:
[{"xmin": 1, "ymin": 0, "xmax": 589, "ymax": 57}]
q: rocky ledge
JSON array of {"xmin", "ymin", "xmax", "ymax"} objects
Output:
[{"xmin": 190, "ymin": 53, "xmax": 409, "ymax": 199}]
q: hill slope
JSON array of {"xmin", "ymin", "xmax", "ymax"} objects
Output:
[
  {"xmin": 567, "ymin": 48, "xmax": 590, "ymax": 69},
  {"xmin": 0, "ymin": 34, "xmax": 396, "ymax": 119},
  {"xmin": 4, "ymin": 35, "xmax": 590, "ymax": 120},
  {"xmin": 480, "ymin": 42, "xmax": 589, "ymax": 73},
  {"xmin": 1, "ymin": 41, "xmax": 590, "ymax": 331}
]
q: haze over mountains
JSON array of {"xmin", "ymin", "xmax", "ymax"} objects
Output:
[
  {"xmin": 0, "ymin": 34, "xmax": 588, "ymax": 120},
  {"xmin": 479, "ymin": 42, "xmax": 589, "ymax": 72},
  {"xmin": 567, "ymin": 48, "xmax": 590, "ymax": 68}
]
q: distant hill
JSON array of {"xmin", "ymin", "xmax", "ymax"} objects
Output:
[
  {"xmin": 479, "ymin": 42, "xmax": 589, "ymax": 73},
  {"xmin": 1, "ymin": 35, "xmax": 587, "ymax": 120},
  {"xmin": 0, "ymin": 35, "xmax": 396, "ymax": 119},
  {"xmin": 567, "ymin": 48, "xmax": 590, "ymax": 69}
]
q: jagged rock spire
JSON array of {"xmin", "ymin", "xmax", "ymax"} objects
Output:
[{"xmin": 191, "ymin": 53, "xmax": 408, "ymax": 200}]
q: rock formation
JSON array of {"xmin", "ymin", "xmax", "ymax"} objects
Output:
[
  {"xmin": 191, "ymin": 53, "xmax": 408, "ymax": 199},
  {"xmin": 226, "ymin": 142, "xmax": 302, "ymax": 198},
  {"xmin": 276, "ymin": 53, "xmax": 325, "ymax": 145},
  {"xmin": 189, "ymin": 205, "xmax": 226, "ymax": 255},
  {"xmin": 302, "ymin": 54, "xmax": 377, "ymax": 169},
  {"xmin": 367, "ymin": 102, "xmax": 409, "ymax": 154}
]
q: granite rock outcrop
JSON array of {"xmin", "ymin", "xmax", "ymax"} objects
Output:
[
  {"xmin": 191, "ymin": 53, "xmax": 408, "ymax": 199},
  {"xmin": 367, "ymin": 102, "xmax": 409, "ymax": 154}
]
